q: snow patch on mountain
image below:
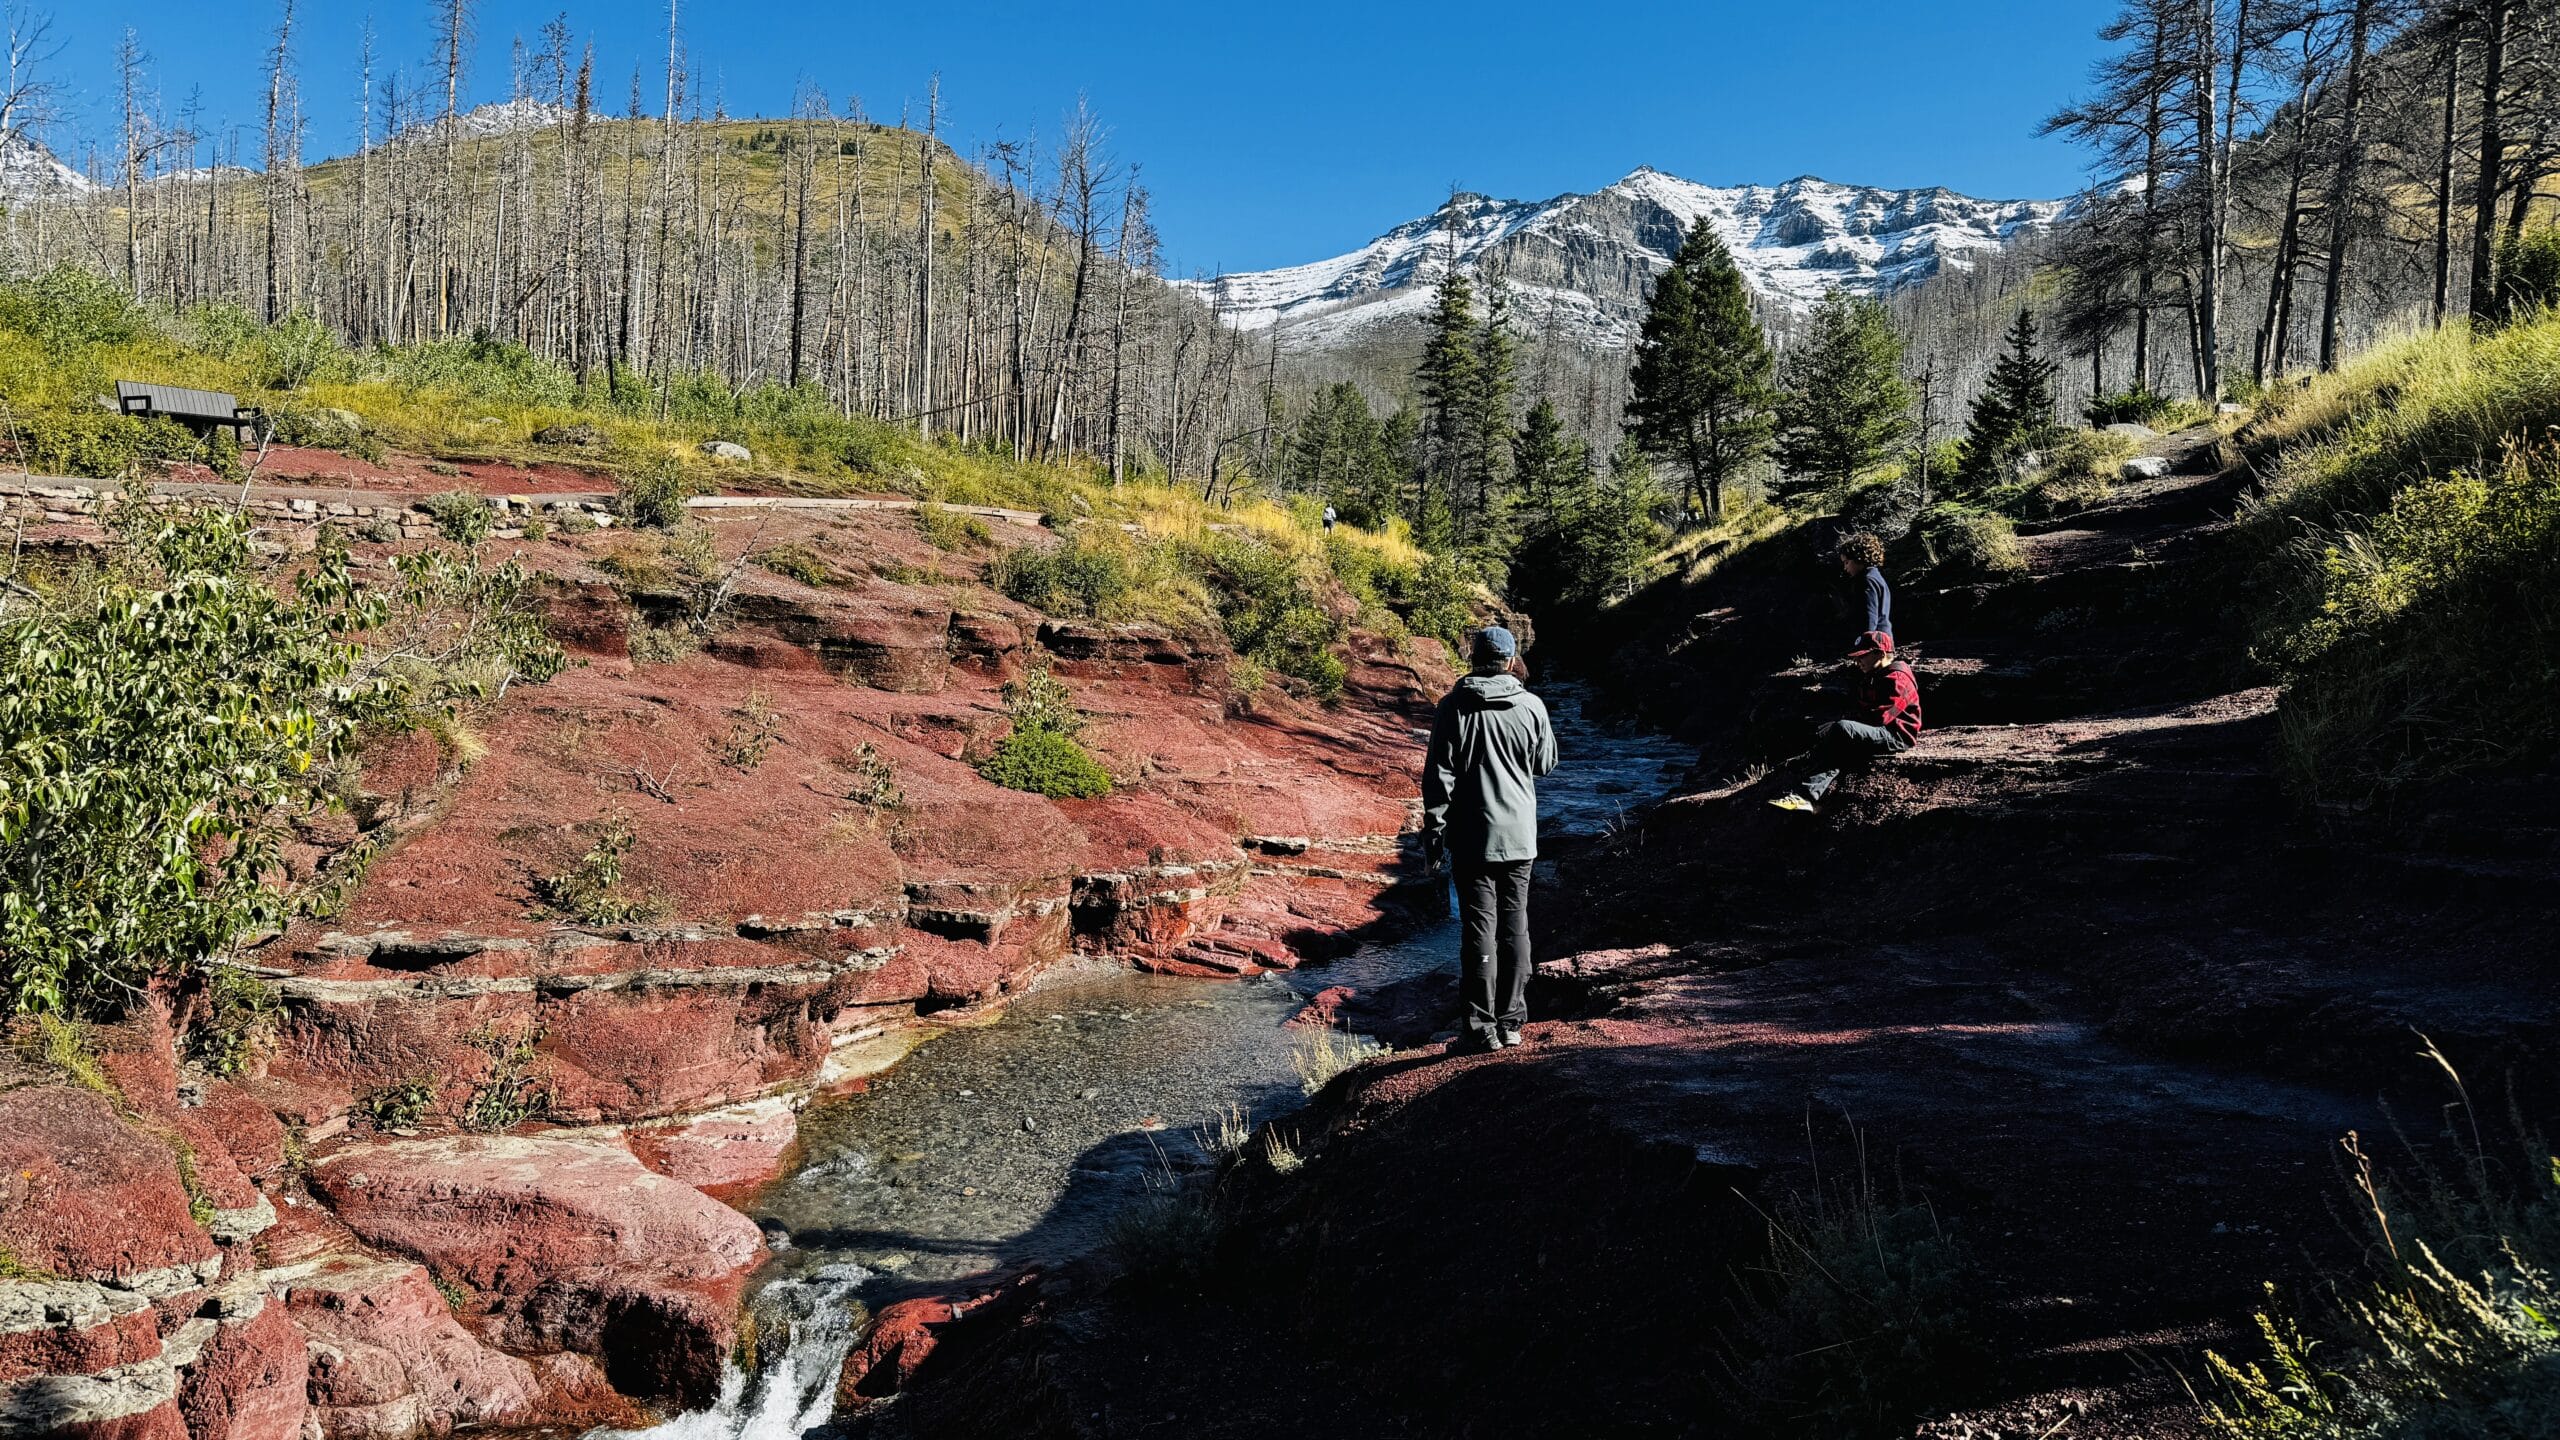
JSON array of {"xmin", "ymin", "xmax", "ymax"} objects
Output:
[
  {"xmin": 1180, "ymin": 168, "xmax": 2066, "ymax": 351},
  {"xmin": 0, "ymin": 129, "xmax": 92, "ymax": 201},
  {"xmin": 403, "ymin": 99, "xmax": 575, "ymax": 141}
]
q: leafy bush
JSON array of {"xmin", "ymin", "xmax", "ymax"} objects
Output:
[
  {"xmin": 459, "ymin": 1023, "xmax": 550, "ymax": 1132},
  {"xmin": 2246, "ymin": 314, "xmax": 2560, "ymax": 805},
  {"xmin": 2494, "ymin": 225, "xmax": 2560, "ymax": 325},
  {"xmin": 418, "ymin": 490, "xmax": 496, "ymax": 545},
  {"xmin": 363, "ymin": 1078, "xmax": 437, "ymax": 1130},
  {"xmin": 185, "ymin": 967, "xmax": 278, "ymax": 1079},
  {"xmin": 532, "ymin": 815, "xmax": 667, "ymax": 925},
  {"xmin": 14, "ymin": 408, "xmax": 201, "ymax": 478},
  {"xmin": 2201, "ymin": 1052, "xmax": 2560, "ymax": 1438},
  {"xmin": 1000, "ymin": 659, "xmax": 1083, "ymax": 739},
  {"xmin": 979, "ymin": 659, "xmax": 1111, "ymax": 798},
  {"xmin": 916, "ymin": 504, "xmax": 992, "ymax": 551},
  {"xmin": 1, "ymin": 503, "xmax": 559, "ymax": 1016},
  {"xmin": 2084, "ymin": 384, "xmax": 2175, "ymax": 428},
  {"xmin": 977, "ymin": 729, "xmax": 1113, "ymax": 800},
  {"xmin": 2269, "ymin": 441, "xmax": 2560, "ymax": 804},
  {"xmin": 994, "ymin": 533, "xmax": 1145, "ymax": 617},
  {"xmin": 616, "ymin": 456, "xmax": 708, "ymax": 529},
  {"xmin": 757, "ymin": 543, "xmax": 832, "ymax": 586},
  {"xmin": 1916, "ymin": 505, "xmax": 2026, "ymax": 580},
  {"xmin": 1190, "ymin": 532, "xmax": 1349, "ymax": 698}
]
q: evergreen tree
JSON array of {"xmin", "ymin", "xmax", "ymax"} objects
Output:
[
  {"xmin": 1415, "ymin": 265, "xmax": 1483, "ymax": 526},
  {"xmin": 1511, "ymin": 438, "xmax": 1663, "ymax": 615},
  {"xmin": 1511, "ymin": 398, "xmax": 1581, "ymax": 512},
  {"xmin": 1774, "ymin": 290, "xmax": 1913, "ymax": 502},
  {"xmin": 1464, "ymin": 275, "xmax": 1519, "ymax": 518},
  {"xmin": 1625, "ymin": 219, "xmax": 1777, "ymax": 522},
  {"xmin": 1959, "ymin": 309, "xmax": 2064, "ymax": 486},
  {"xmin": 1290, "ymin": 382, "xmax": 1397, "ymax": 525}
]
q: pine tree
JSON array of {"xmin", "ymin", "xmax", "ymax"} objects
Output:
[
  {"xmin": 1511, "ymin": 398, "xmax": 1580, "ymax": 512},
  {"xmin": 1455, "ymin": 274, "xmax": 1521, "ymax": 555},
  {"xmin": 1415, "ymin": 265, "xmax": 1482, "ymax": 526},
  {"xmin": 1774, "ymin": 290, "xmax": 1913, "ymax": 502},
  {"xmin": 1291, "ymin": 382, "xmax": 1392, "ymax": 522},
  {"xmin": 1959, "ymin": 309, "xmax": 2063, "ymax": 486},
  {"xmin": 1625, "ymin": 219, "xmax": 1776, "ymax": 522}
]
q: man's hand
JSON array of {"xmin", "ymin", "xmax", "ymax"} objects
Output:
[{"xmin": 1421, "ymin": 832, "xmax": 1447, "ymax": 873}]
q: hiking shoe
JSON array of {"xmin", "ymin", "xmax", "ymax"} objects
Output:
[
  {"xmin": 1768, "ymin": 794, "xmax": 1817, "ymax": 815},
  {"xmin": 1448, "ymin": 1031, "xmax": 1500, "ymax": 1056},
  {"xmin": 1497, "ymin": 1027, "xmax": 1524, "ymax": 1049}
]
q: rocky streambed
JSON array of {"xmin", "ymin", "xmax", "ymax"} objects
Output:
[{"xmin": 615, "ymin": 685, "xmax": 1694, "ymax": 1439}]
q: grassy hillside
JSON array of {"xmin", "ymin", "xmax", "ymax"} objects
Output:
[{"xmin": 2238, "ymin": 310, "xmax": 2560, "ymax": 807}]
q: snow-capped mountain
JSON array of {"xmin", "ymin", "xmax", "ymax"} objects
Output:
[
  {"xmin": 401, "ymin": 99, "xmax": 575, "ymax": 141},
  {"xmin": 0, "ymin": 129, "xmax": 92, "ymax": 202},
  {"xmin": 1179, "ymin": 168, "xmax": 2066, "ymax": 351}
]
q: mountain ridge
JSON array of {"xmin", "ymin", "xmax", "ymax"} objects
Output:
[{"xmin": 1177, "ymin": 166, "xmax": 2067, "ymax": 351}]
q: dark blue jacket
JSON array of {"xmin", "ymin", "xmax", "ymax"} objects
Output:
[{"xmin": 1861, "ymin": 566, "xmax": 1893, "ymax": 641}]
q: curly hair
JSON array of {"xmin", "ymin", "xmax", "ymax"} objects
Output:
[{"xmin": 1836, "ymin": 531, "xmax": 1887, "ymax": 569}]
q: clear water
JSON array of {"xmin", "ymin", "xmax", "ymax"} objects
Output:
[{"xmin": 602, "ymin": 684, "xmax": 1688, "ymax": 1438}]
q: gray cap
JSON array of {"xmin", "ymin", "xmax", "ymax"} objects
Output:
[{"xmin": 1470, "ymin": 625, "xmax": 1518, "ymax": 666}]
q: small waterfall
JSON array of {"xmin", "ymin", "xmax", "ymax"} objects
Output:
[{"xmin": 592, "ymin": 1262, "xmax": 872, "ymax": 1440}]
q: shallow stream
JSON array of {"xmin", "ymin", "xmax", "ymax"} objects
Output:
[{"xmin": 605, "ymin": 684, "xmax": 1691, "ymax": 1439}]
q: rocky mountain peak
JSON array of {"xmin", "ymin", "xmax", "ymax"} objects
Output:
[{"xmin": 1177, "ymin": 166, "xmax": 2065, "ymax": 352}]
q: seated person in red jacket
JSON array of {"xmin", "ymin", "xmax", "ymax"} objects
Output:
[{"xmin": 1770, "ymin": 630, "xmax": 1921, "ymax": 814}]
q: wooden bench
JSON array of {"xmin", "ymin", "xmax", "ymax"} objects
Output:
[{"xmin": 114, "ymin": 381, "xmax": 265, "ymax": 442}]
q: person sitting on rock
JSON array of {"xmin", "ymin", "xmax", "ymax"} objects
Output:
[
  {"xmin": 1769, "ymin": 629, "xmax": 1921, "ymax": 815},
  {"xmin": 1837, "ymin": 530, "xmax": 1892, "ymax": 645},
  {"xmin": 1420, "ymin": 625, "xmax": 1558, "ymax": 1052}
]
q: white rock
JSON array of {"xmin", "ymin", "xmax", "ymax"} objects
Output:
[
  {"xmin": 699, "ymin": 440, "xmax": 751, "ymax": 463},
  {"xmin": 2121, "ymin": 455, "xmax": 2174, "ymax": 481}
]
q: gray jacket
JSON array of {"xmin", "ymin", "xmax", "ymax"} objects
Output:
[{"xmin": 1422, "ymin": 673, "xmax": 1559, "ymax": 864}]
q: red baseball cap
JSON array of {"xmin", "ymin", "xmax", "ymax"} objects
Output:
[{"xmin": 1848, "ymin": 630, "xmax": 1895, "ymax": 658}]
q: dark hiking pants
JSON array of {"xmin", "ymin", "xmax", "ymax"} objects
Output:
[
  {"xmin": 1792, "ymin": 720, "xmax": 1912, "ymax": 803},
  {"xmin": 1455, "ymin": 858, "xmax": 1534, "ymax": 1041}
]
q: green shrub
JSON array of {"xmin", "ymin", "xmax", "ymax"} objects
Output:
[
  {"xmin": 2494, "ymin": 226, "xmax": 2560, "ymax": 325},
  {"xmin": 616, "ymin": 456, "xmax": 708, "ymax": 530},
  {"xmin": 185, "ymin": 967, "xmax": 278, "ymax": 1078},
  {"xmin": 757, "ymin": 543, "xmax": 833, "ymax": 586},
  {"xmin": 418, "ymin": 489, "xmax": 496, "ymax": 545},
  {"xmin": 993, "ymin": 533, "xmax": 1143, "ymax": 617},
  {"xmin": 459, "ymin": 1023, "xmax": 550, "ymax": 1132},
  {"xmin": 362, "ymin": 1077, "xmax": 437, "ymax": 1130},
  {"xmin": 2269, "ymin": 441, "xmax": 2560, "ymax": 805},
  {"xmin": 14, "ymin": 408, "xmax": 199, "ymax": 478},
  {"xmin": 379, "ymin": 334, "xmax": 579, "ymax": 409},
  {"xmin": 977, "ymin": 728, "xmax": 1113, "ymax": 800},
  {"xmin": 2084, "ymin": 384, "xmax": 2174, "ymax": 428},
  {"xmin": 916, "ymin": 504, "xmax": 992, "ymax": 551},
  {"xmin": 1002, "ymin": 657, "xmax": 1084, "ymax": 738},
  {"xmin": 532, "ymin": 815, "xmax": 667, "ymax": 925},
  {"xmin": 1189, "ymin": 532, "xmax": 1349, "ymax": 698},
  {"xmin": 1916, "ymin": 506, "xmax": 2026, "ymax": 580},
  {"xmin": 2200, "ymin": 1052, "xmax": 2560, "ymax": 1438},
  {"xmin": 1, "ymin": 503, "xmax": 558, "ymax": 1016}
]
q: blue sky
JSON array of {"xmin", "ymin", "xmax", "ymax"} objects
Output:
[{"xmin": 44, "ymin": 1, "xmax": 2117, "ymax": 276}]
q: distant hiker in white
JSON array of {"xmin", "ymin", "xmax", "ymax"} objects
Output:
[{"xmin": 1420, "ymin": 625, "xmax": 1558, "ymax": 1053}]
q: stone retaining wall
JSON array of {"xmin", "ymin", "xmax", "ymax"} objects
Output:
[{"xmin": 0, "ymin": 477, "xmax": 618, "ymax": 543}]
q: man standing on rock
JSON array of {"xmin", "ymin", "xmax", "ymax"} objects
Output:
[
  {"xmin": 1770, "ymin": 629, "xmax": 1922, "ymax": 815},
  {"xmin": 1421, "ymin": 626, "xmax": 1558, "ymax": 1053}
]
